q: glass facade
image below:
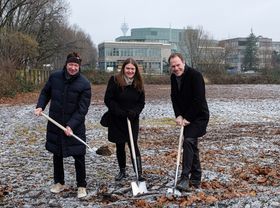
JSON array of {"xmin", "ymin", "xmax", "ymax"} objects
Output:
[
  {"xmin": 104, "ymin": 47, "xmax": 161, "ymax": 58},
  {"xmin": 98, "ymin": 42, "xmax": 171, "ymax": 73},
  {"xmin": 116, "ymin": 27, "xmax": 183, "ymax": 52}
]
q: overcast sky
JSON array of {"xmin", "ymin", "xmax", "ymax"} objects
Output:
[{"xmin": 67, "ymin": 0, "xmax": 279, "ymax": 45}]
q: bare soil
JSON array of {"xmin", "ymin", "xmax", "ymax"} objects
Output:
[{"xmin": 0, "ymin": 84, "xmax": 279, "ymax": 207}]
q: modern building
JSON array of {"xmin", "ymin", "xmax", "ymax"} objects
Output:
[
  {"xmin": 219, "ymin": 36, "xmax": 273, "ymax": 71},
  {"xmin": 116, "ymin": 27, "xmax": 184, "ymax": 52},
  {"xmin": 98, "ymin": 41, "xmax": 171, "ymax": 73},
  {"xmin": 272, "ymin": 41, "xmax": 280, "ymax": 53},
  {"xmin": 99, "ymin": 25, "xmax": 277, "ymax": 73},
  {"xmin": 116, "ymin": 27, "xmax": 224, "ymax": 65}
]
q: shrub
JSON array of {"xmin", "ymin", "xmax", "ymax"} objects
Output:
[
  {"xmin": 203, "ymin": 67, "xmax": 280, "ymax": 84},
  {"xmin": 82, "ymin": 70, "xmax": 113, "ymax": 84},
  {"xmin": 0, "ymin": 60, "xmax": 18, "ymax": 97},
  {"xmin": 82, "ymin": 70, "xmax": 171, "ymax": 85},
  {"xmin": 142, "ymin": 74, "xmax": 170, "ymax": 84}
]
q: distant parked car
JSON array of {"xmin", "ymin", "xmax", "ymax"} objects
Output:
[
  {"xmin": 243, "ymin": 70, "xmax": 256, "ymax": 74},
  {"xmin": 43, "ymin": 64, "xmax": 54, "ymax": 70}
]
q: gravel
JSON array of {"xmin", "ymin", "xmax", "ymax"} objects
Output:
[{"xmin": 0, "ymin": 84, "xmax": 279, "ymax": 207}]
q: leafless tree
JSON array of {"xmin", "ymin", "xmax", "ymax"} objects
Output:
[
  {"xmin": 42, "ymin": 24, "xmax": 97, "ymax": 69},
  {"xmin": 198, "ymin": 46, "xmax": 226, "ymax": 73},
  {"xmin": 0, "ymin": 0, "xmax": 29, "ymax": 28},
  {"xmin": 179, "ymin": 26, "xmax": 226, "ymax": 73},
  {"xmin": 0, "ymin": 0, "xmax": 97, "ymax": 69},
  {"xmin": 179, "ymin": 26, "xmax": 210, "ymax": 68},
  {"xmin": 0, "ymin": 29, "xmax": 38, "ymax": 68}
]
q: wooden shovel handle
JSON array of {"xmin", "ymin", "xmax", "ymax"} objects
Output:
[{"xmin": 40, "ymin": 112, "xmax": 94, "ymax": 152}]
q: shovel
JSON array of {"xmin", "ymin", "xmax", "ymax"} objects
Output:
[
  {"xmin": 41, "ymin": 112, "xmax": 95, "ymax": 153},
  {"xmin": 167, "ymin": 125, "xmax": 184, "ymax": 196},
  {"xmin": 127, "ymin": 118, "xmax": 148, "ymax": 196}
]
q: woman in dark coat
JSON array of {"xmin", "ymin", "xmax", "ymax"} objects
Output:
[
  {"xmin": 34, "ymin": 52, "xmax": 91, "ymax": 198},
  {"xmin": 104, "ymin": 58, "xmax": 145, "ymax": 181}
]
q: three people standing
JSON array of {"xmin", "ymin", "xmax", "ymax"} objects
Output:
[{"xmin": 35, "ymin": 52, "xmax": 209, "ymax": 197}]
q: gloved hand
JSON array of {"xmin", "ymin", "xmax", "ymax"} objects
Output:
[{"xmin": 127, "ymin": 110, "xmax": 137, "ymax": 120}]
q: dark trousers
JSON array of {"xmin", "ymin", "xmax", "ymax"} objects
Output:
[
  {"xmin": 182, "ymin": 137, "xmax": 201, "ymax": 184},
  {"xmin": 116, "ymin": 140, "xmax": 140, "ymax": 169},
  {"xmin": 53, "ymin": 154, "xmax": 87, "ymax": 187}
]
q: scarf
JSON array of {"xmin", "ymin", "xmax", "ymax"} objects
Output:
[{"xmin": 124, "ymin": 75, "xmax": 134, "ymax": 86}]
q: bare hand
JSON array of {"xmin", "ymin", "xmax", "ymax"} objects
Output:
[
  {"xmin": 34, "ymin": 108, "xmax": 43, "ymax": 116},
  {"xmin": 175, "ymin": 116, "xmax": 184, "ymax": 126},
  {"xmin": 175, "ymin": 116, "xmax": 190, "ymax": 126},
  {"xmin": 64, "ymin": 126, "xmax": 73, "ymax": 136},
  {"xmin": 182, "ymin": 119, "xmax": 190, "ymax": 126}
]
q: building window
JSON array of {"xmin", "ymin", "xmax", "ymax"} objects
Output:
[
  {"xmin": 238, "ymin": 41, "xmax": 247, "ymax": 46},
  {"xmin": 151, "ymin": 31, "xmax": 158, "ymax": 36},
  {"xmin": 105, "ymin": 48, "xmax": 113, "ymax": 56},
  {"xmin": 113, "ymin": 48, "xmax": 119, "ymax": 56}
]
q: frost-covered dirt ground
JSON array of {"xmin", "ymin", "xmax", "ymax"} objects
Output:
[{"xmin": 0, "ymin": 84, "xmax": 280, "ymax": 207}]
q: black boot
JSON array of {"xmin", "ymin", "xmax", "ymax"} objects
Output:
[
  {"xmin": 115, "ymin": 168, "xmax": 126, "ymax": 181},
  {"xmin": 136, "ymin": 157, "xmax": 145, "ymax": 181}
]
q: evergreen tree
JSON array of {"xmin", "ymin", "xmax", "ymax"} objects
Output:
[{"xmin": 242, "ymin": 32, "xmax": 259, "ymax": 71}]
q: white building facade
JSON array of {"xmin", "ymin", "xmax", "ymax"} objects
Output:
[{"xmin": 98, "ymin": 41, "xmax": 171, "ymax": 74}]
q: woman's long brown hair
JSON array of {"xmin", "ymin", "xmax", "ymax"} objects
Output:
[{"xmin": 115, "ymin": 58, "xmax": 144, "ymax": 92}]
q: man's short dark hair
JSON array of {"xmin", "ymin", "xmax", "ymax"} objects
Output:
[{"xmin": 168, "ymin": 52, "xmax": 185, "ymax": 64}]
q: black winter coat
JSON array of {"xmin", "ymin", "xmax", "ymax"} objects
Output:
[
  {"xmin": 36, "ymin": 69, "xmax": 91, "ymax": 157},
  {"xmin": 104, "ymin": 76, "xmax": 145, "ymax": 143},
  {"xmin": 171, "ymin": 65, "xmax": 209, "ymax": 138}
]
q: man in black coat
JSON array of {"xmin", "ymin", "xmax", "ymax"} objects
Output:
[
  {"xmin": 35, "ymin": 52, "xmax": 91, "ymax": 198},
  {"xmin": 169, "ymin": 53, "xmax": 209, "ymax": 191}
]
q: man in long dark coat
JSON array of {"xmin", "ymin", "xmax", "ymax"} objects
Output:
[
  {"xmin": 35, "ymin": 52, "xmax": 91, "ymax": 198},
  {"xmin": 169, "ymin": 52, "xmax": 209, "ymax": 191}
]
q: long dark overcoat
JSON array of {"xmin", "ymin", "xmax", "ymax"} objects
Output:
[
  {"xmin": 104, "ymin": 76, "xmax": 145, "ymax": 143},
  {"xmin": 171, "ymin": 65, "xmax": 209, "ymax": 138},
  {"xmin": 36, "ymin": 69, "xmax": 91, "ymax": 157}
]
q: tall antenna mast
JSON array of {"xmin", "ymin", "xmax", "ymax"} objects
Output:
[{"xmin": 121, "ymin": 18, "xmax": 129, "ymax": 36}]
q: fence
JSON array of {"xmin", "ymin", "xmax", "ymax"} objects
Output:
[
  {"xmin": 17, "ymin": 68, "xmax": 51, "ymax": 85},
  {"xmin": 0, "ymin": 68, "xmax": 52, "ymax": 97}
]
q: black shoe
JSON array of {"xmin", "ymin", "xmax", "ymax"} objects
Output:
[
  {"xmin": 115, "ymin": 169, "xmax": 126, "ymax": 181},
  {"xmin": 176, "ymin": 176, "xmax": 190, "ymax": 191},
  {"xmin": 190, "ymin": 180, "xmax": 201, "ymax": 189}
]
